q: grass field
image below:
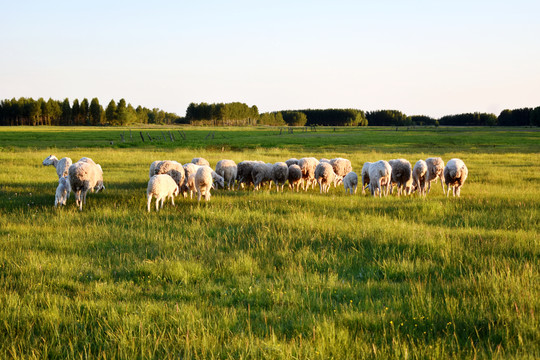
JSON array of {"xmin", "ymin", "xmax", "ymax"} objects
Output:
[{"xmin": 0, "ymin": 126, "xmax": 539, "ymax": 359}]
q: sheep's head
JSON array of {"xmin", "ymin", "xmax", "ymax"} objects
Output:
[
  {"xmin": 173, "ymin": 185, "xmax": 179, "ymax": 197},
  {"xmin": 42, "ymin": 155, "xmax": 58, "ymax": 165}
]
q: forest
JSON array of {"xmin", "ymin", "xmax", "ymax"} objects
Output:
[{"xmin": 1, "ymin": 97, "xmax": 539, "ymax": 127}]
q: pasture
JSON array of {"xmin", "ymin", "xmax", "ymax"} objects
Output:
[{"xmin": 0, "ymin": 126, "xmax": 539, "ymax": 359}]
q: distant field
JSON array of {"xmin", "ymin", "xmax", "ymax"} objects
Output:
[{"xmin": 0, "ymin": 126, "xmax": 539, "ymax": 359}]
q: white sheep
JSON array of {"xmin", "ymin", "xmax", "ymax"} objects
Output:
[
  {"xmin": 360, "ymin": 162, "xmax": 372, "ymax": 195},
  {"xmin": 425, "ymin": 157, "xmax": 446, "ymax": 195},
  {"xmin": 343, "ymin": 171, "xmax": 358, "ymax": 195},
  {"xmin": 251, "ymin": 163, "xmax": 274, "ymax": 190},
  {"xmin": 54, "ymin": 175, "xmax": 71, "ymax": 207},
  {"xmin": 191, "ymin": 157, "xmax": 210, "ymax": 167},
  {"xmin": 329, "ymin": 158, "xmax": 353, "ymax": 185},
  {"xmin": 68, "ymin": 160, "xmax": 104, "ymax": 211},
  {"xmin": 298, "ymin": 157, "xmax": 319, "ymax": 191},
  {"xmin": 149, "ymin": 160, "xmax": 162, "ymax": 178},
  {"xmin": 368, "ymin": 160, "xmax": 392, "ymax": 197},
  {"xmin": 272, "ymin": 162, "xmax": 289, "ymax": 192},
  {"xmin": 287, "ymin": 164, "xmax": 302, "ymax": 192},
  {"xmin": 315, "ymin": 162, "xmax": 337, "ymax": 194},
  {"xmin": 155, "ymin": 160, "xmax": 185, "ymax": 188},
  {"xmin": 146, "ymin": 174, "xmax": 179, "ymax": 212},
  {"xmin": 43, "ymin": 155, "xmax": 73, "ymax": 178},
  {"xmin": 412, "ymin": 160, "xmax": 428, "ymax": 196},
  {"xmin": 444, "ymin": 158, "xmax": 468, "ymax": 197},
  {"xmin": 180, "ymin": 163, "xmax": 201, "ymax": 198},
  {"xmin": 215, "ymin": 159, "xmax": 237, "ymax": 190},
  {"xmin": 195, "ymin": 166, "xmax": 220, "ymax": 201},
  {"xmin": 388, "ymin": 159, "xmax": 413, "ymax": 196}
]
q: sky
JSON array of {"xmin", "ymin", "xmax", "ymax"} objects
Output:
[{"xmin": 1, "ymin": 0, "xmax": 539, "ymax": 118}]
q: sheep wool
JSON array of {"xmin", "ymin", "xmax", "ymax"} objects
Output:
[
  {"xmin": 54, "ymin": 175, "xmax": 71, "ymax": 207},
  {"xmin": 191, "ymin": 157, "xmax": 210, "ymax": 167},
  {"xmin": 315, "ymin": 162, "xmax": 336, "ymax": 194},
  {"xmin": 444, "ymin": 158, "xmax": 468, "ymax": 197},
  {"xmin": 361, "ymin": 162, "xmax": 372, "ymax": 194},
  {"xmin": 388, "ymin": 159, "xmax": 413, "ymax": 196},
  {"xmin": 298, "ymin": 157, "xmax": 319, "ymax": 191},
  {"xmin": 155, "ymin": 160, "xmax": 185, "ymax": 188},
  {"xmin": 285, "ymin": 158, "xmax": 299, "ymax": 167},
  {"xmin": 251, "ymin": 163, "xmax": 274, "ymax": 190},
  {"xmin": 68, "ymin": 160, "xmax": 104, "ymax": 211},
  {"xmin": 368, "ymin": 160, "xmax": 392, "ymax": 197},
  {"xmin": 425, "ymin": 157, "xmax": 446, "ymax": 195},
  {"xmin": 412, "ymin": 160, "xmax": 428, "ymax": 196},
  {"xmin": 147, "ymin": 174, "xmax": 179, "ymax": 212},
  {"xmin": 272, "ymin": 162, "xmax": 289, "ymax": 192},
  {"xmin": 43, "ymin": 155, "xmax": 73, "ymax": 178},
  {"xmin": 343, "ymin": 171, "xmax": 358, "ymax": 195},
  {"xmin": 195, "ymin": 166, "xmax": 215, "ymax": 201},
  {"xmin": 215, "ymin": 159, "xmax": 237, "ymax": 190},
  {"xmin": 287, "ymin": 164, "xmax": 302, "ymax": 192}
]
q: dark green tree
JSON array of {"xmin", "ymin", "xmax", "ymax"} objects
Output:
[
  {"xmin": 105, "ymin": 100, "xmax": 117, "ymax": 125},
  {"xmin": 89, "ymin": 98, "xmax": 102, "ymax": 125}
]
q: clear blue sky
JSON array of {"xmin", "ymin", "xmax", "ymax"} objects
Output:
[{"xmin": 1, "ymin": 0, "xmax": 539, "ymax": 118}]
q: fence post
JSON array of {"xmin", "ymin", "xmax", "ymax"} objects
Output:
[{"xmin": 140, "ymin": 131, "xmax": 145, "ymax": 142}]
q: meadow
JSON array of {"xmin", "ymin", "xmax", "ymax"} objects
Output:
[{"xmin": 0, "ymin": 126, "xmax": 539, "ymax": 359}]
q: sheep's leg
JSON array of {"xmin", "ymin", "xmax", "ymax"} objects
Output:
[
  {"xmin": 170, "ymin": 194, "xmax": 175, "ymax": 206},
  {"xmin": 147, "ymin": 194, "xmax": 152, "ymax": 212},
  {"xmin": 440, "ymin": 175, "xmax": 446, "ymax": 195}
]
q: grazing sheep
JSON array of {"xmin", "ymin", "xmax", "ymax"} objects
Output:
[
  {"xmin": 191, "ymin": 157, "xmax": 210, "ymax": 167},
  {"xmin": 285, "ymin": 158, "xmax": 299, "ymax": 167},
  {"xmin": 368, "ymin": 160, "xmax": 392, "ymax": 197},
  {"xmin": 77, "ymin": 157, "xmax": 96, "ymax": 164},
  {"xmin": 236, "ymin": 160, "xmax": 264, "ymax": 190},
  {"xmin": 319, "ymin": 158, "xmax": 331, "ymax": 164},
  {"xmin": 287, "ymin": 164, "xmax": 303, "ymax": 192},
  {"xmin": 361, "ymin": 162, "xmax": 372, "ymax": 195},
  {"xmin": 298, "ymin": 157, "xmax": 319, "ymax": 190},
  {"xmin": 215, "ymin": 159, "xmax": 237, "ymax": 190},
  {"xmin": 54, "ymin": 175, "xmax": 71, "ymax": 207},
  {"xmin": 43, "ymin": 155, "xmax": 73, "ymax": 178},
  {"xmin": 425, "ymin": 157, "xmax": 446, "ymax": 195},
  {"xmin": 68, "ymin": 160, "xmax": 104, "ymax": 211},
  {"xmin": 444, "ymin": 158, "xmax": 468, "ymax": 197},
  {"xmin": 251, "ymin": 163, "xmax": 274, "ymax": 190},
  {"xmin": 315, "ymin": 162, "xmax": 337, "ymax": 194},
  {"xmin": 195, "ymin": 166, "xmax": 215, "ymax": 201},
  {"xmin": 343, "ymin": 171, "xmax": 358, "ymax": 195},
  {"xmin": 272, "ymin": 162, "xmax": 289, "ymax": 192},
  {"xmin": 388, "ymin": 159, "xmax": 413, "ymax": 196},
  {"xmin": 181, "ymin": 163, "xmax": 201, "ymax": 198},
  {"xmin": 412, "ymin": 160, "xmax": 428, "ymax": 196},
  {"xmin": 149, "ymin": 160, "xmax": 162, "ymax": 178},
  {"xmin": 329, "ymin": 158, "xmax": 353, "ymax": 181},
  {"xmin": 146, "ymin": 174, "xmax": 179, "ymax": 212},
  {"xmin": 155, "ymin": 160, "xmax": 185, "ymax": 188}
]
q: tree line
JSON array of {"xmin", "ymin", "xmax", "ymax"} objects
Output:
[
  {"xmin": 1, "ymin": 97, "xmax": 539, "ymax": 127},
  {"xmin": 0, "ymin": 97, "xmax": 181, "ymax": 126}
]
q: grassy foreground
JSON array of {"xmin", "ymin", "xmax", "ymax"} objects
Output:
[{"xmin": 0, "ymin": 127, "xmax": 539, "ymax": 359}]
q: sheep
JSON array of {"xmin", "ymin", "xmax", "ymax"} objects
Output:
[
  {"xmin": 251, "ymin": 163, "xmax": 274, "ymax": 190},
  {"xmin": 215, "ymin": 159, "xmax": 237, "ymax": 190},
  {"xmin": 425, "ymin": 157, "xmax": 446, "ymax": 195},
  {"xmin": 368, "ymin": 160, "xmax": 392, "ymax": 197},
  {"xmin": 360, "ymin": 162, "xmax": 372, "ymax": 194},
  {"xmin": 68, "ymin": 160, "xmax": 104, "ymax": 211},
  {"xmin": 272, "ymin": 162, "xmax": 289, "ymax": 192},
  {"xmin": 412, "ymin": 160, "xmax": 428, "ymax": 196},
  {"xmin": 298, "ymin": 157, "xmax": 319, "ymax": 190},
  {"xmin": 43, "ymin": 155, "xmax": 73, "ymax": 178},
  {"xmin": 285, "ymin": 158, "xmax": 299, "ymax": 167},
  {"xmin": 146, "ymin": 174, "xmax": 179, "ymax": 212},
  {"xmin": 319, "ymin": 158, "xmax": 331, "ymax": 164},
  {"xmin": 149, "ymin": 160, "xmax": 162, "ymax": 178},
  {"xmin": 343, "ymin": 171, "xmax": 358, "ymax": 195},
  {"xmin": 194, "ymin": 166, "xmax": 222, "ymax": 201},
  {"xmin": 329, "ymin": 158, "xmax": 353, "ymax": 180},
  {"xmin": 54, "ymin": 175, "xmax": 71, "ymax": 207},
  {"xmin": 191, "ymin": 157, "xmax": 210, "ymax": 167},
  {"xmin": 155, "ymin": 160, "xmax": 185, "ymax": 188},
  {"xmin": 287, "ymin": 164, "xmax": 303, "ymax": 192},
  {"xmin": 388, "ymin": 159, "xmax": 413, "ymax": 196},
  {"xmin": 444, "ymin": 158, "xmax": 468, "ymax": 197},
  {"xmin": 77, "ymin": 157, "xmax": 96, "ymax": 164},
  {"xmin": 314, "ymin": 162, "xmax": 337, "ymax": 194},
  {"xmin": 236, "ymin": 160, "xmax": 264, "ymax": 190}
]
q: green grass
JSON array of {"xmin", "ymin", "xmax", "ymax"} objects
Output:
[{"xmin": 0, "ymin": 126, "xmax": 539, "ymax": 359}]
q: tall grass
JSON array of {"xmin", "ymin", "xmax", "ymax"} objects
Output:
[{"xmin": 0, "ymin": 127, "xmax": 539, "ymax": 359}]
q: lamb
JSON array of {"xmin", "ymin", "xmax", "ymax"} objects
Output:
[
  {"xmin": 155, "ymin": 160, "xmax": 185, "ymax": 188},
  {"xmin": 54, "ymin": 175, "xmax": 71, "ymax": 207},
  {"xmin": 412, "ymin": 160, "xmax": 428, "ymax": 196},
  {"xmin": 191, "ymin": 157, "xmax": 210, "ymax": 167},
  {"xmin": 285, "ymin": 158, "xmax": 299, "ymax": 167},
  {"xmin": 444, "ymin": 158, "xmax": 468, "ymax": 197},
  {"xmin": 287, "ymin": 164, "xmax": 303, "ymax": 192},
  {"xmin": 146, "ymin": 174, "xmax": 179, "ymax": 212},
  {"xmin": 251, "ymin": 163, "xmax": 274, "ymax": 190},
  {"xmin": 272, "ymin": 162, "xmax": 289, "ymax": 192},
  {"xmin": 343, "ymin": 171, "xmax": 358, "ymax": 195},
  {"xmin": 195, "ymin": 166, "xmax": 223, "ymax": 201},
  {"xmin": 425, "ymin": 157, "xmax": 446, "ymax": 195},
  {"xmin": 215, "ymin": 159, "xmax": 237, "ymax": 190},
  {"xmin": 68, "ymin": 160, "xmax": 104, "ymax": 211},
  {"xmin": 388, "ymin": 159, "xmax": 413, "ymax": 196},
  {"xmin": 43, "ymin": 155, "xmax": 73, "ymax": 178},
  {"xmin": 360, "ymin": 162, "xmax": 372, "ymax": 194},
  {"xmin": 298, "ymin": 157, "xmax": 319, "ymax": 190},
  {"xmin": 314, "ymin": 162, "xmax": 337, "ymax": 194},
  {"xmin": 368, "ymin": 160, "xmax": 392, "ymax": 197}
]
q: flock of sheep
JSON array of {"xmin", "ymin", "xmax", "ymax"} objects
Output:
[{"xmin": 43, "ymin": 154, "xmax": 469, "ymax": 212}]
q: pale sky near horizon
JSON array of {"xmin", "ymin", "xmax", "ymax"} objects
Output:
[{"xmin": 1, "ymin": 0, "xmax": 539, "ymax": 118}]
